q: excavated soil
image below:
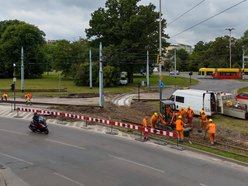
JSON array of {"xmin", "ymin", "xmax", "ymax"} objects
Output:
[{"xmin": 51, "ymin": 100, "xmax": 248, "ymax": 152}]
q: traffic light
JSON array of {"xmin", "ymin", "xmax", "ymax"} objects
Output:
[{"xmin": 10, "ymin": 83, "xmax": 15, "ymax": 91}]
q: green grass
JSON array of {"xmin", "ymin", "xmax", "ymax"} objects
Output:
[
  {"xmin": 0, "ymin": 72, "xmax": 199, "ymax": 96},
  {"xmin": 212, "ymin": 114, "xmax": 248, "ymax": 136},
  {"xmin": 188, "ymin": 143, "xmax": 248, "ymax": 163},
  {"xmin": 133, "ymin": 74, "xmax": 198, "ymax": 87},
  {"xmin": 238, "ymin": 87, "xmax": 248, "ymax": 93}
]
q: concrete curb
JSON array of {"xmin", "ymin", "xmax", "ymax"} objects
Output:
[{"xmin": 0, "ymin": 167, "xmax": 30, "ymax": 186}]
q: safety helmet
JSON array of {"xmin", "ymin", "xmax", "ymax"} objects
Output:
[
  {"xmin": 209, "ymin": 119, "xmax": 213, "ymax": 122},
  {"xmin": 154, "ymin": 112, "xmax": 158, "ymax": 117},
  {"xmin": 178, "ymin": 115, "xmax": 182, "ymax": 119},
  {"xmin": 181, "ymin": 107, "xmax": 184, "ymax": 109},
  {"xmin": 188, "ymin": 106, "xmax": 190, "ymax": 109}
]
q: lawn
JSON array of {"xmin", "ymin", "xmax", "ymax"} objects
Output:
[{"xmin": 0, "ymin": 72, "xmax": 198, "ymax": 96}]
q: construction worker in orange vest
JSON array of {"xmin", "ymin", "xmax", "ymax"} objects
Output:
[
  {"xmin": 1, "ymin": 92, "xmax": 8, "ymax": 101},
  {"xmin": 150, "ymin": 112, "xmax": 158, "ymax": 129},
  {"xmin": 24, "ymin": 93, "xmax": 32, "ymax": 105},
  {"xmin": 187, "ymin": 106, "xmax": 194, "ymax": 128},
  {"xmin": 199, "ymin": 110, "xmax": 208, "ymax": 131},
  {"xmin": 175, "ymin": 115, "xmax": 185, "ymax": 142},
  {"xmin": 179, "ymin": 107, "xmax": 186, "ymax": 122},
  {"xmin": 206, "ymin": 119, "xmax": 216, "ymax": 145},
  {"xmin": 165, "ymin": 105, "xmax": 172, "ymax": 120},
  {"xmin": 142, "ymin": 114, "xmax": 149, "ymax": 141}
]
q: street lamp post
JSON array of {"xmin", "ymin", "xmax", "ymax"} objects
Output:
[
  {"xmin": 159, "ymin": 0, "xmax": 162, "ymax": 111},
  {"xmin": 13, "ymin": 63, "xmax": 16, "ymax": 110},
  {"xmin": 225, "ymin": 28, "xmax": 235, "ymax": 68}
]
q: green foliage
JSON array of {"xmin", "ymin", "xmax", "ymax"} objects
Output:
[
  {"xmin": 74, "ymin": 64, "xmax": 119, "ymax": 87},
  {"xmin": 165, "ymin": 48, "xmax": 190, "ymax": 71},
  {"xmin": 86, "ymin": 0, "xmax": 169, "ymax": 82},
  {"xmin": 74, "ymin": 63, "xmax": 99, "ymax": 86},
  {"xmin": 189, "ymin": 30, "xmax": 248, "ymax": 70},
  {"xmin": 0, "ymin": 20, "xmax": 46, "ymax": 78},
  {"xmin": 103, "ymin": 65, "xmax": 119, "ymax": 87},
  {"xmin": 49, "ymin": 39, "xmax": 90, "ymax": 78}
]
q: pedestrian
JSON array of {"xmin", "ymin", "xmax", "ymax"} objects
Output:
[
  {"xmin": 175, "ymin": 115, "xmax": 185, "ymax": 142},
  {"xmin": 199, "ymin": 110, "xmax": 208, "ymax": 131},
  {"xmin": 187, "ymin": 106, "xmax": 194, "ymax": 128},
  {"xmin": 1, "ymin": 92, "xmax": 8, "ymax": 102},
  {"xmin": 150, "ymin": 112, "xmax": 158, "ymax": 129},
  {"xmin": 142, "ymin": 114, "xmax": 149, "ymax": 141},
  {"xmin": 206, "ymin": 119, "xmax": 216, "ymax": 145}
]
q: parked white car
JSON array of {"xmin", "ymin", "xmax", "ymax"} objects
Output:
[{"xmin": 169, "ymin": 70, "xmax": 180, "ymax": 75}]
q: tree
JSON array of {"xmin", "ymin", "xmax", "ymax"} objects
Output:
[
  {"xmin": 51, "ymin": 39, "xmax": 90, "ymax": 78},
  {"xmin": 0, "ymin": 20, "xmax": 46, "ymax": 78},
  {"xmin": 86, "ymin": 0, "xmax": 168, "ymax": 82}
]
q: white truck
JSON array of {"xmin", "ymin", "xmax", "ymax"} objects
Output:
[{"xmin": 170, "ymin": 89, "xmax": 248, "ymax": 119}]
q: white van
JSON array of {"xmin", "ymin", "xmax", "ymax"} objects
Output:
[{"xmin": 170, "ymin": 89, "xmax": 217, "ymax": 116}]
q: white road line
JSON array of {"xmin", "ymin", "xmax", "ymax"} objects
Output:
[
  {"xmin": 109, "ymin": 154, "xmax": 165, "ymax": 174},
  {"xmin": 45, "ymin": 139, "xmax": 86, "ymax": 150},
  {"xmin": 0, "ymin": 128, "xmax": 28, "ymax": 136},
  {"xmin": 0, "ymin": 152, "xmax": 33, "ymax": 165},
  {"xmin": 54, "ymin": 172, "xmax": 86, "ymax": 186},
  {"xmin": 200, "ymin": 183, "xmax": 208, "ymax": 186}
]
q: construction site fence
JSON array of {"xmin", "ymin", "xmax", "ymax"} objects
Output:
[{"xmin": 17, "ymin": 107, "xmax": 177, "ymax": 139}]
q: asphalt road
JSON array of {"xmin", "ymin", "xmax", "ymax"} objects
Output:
[{"xmin": 0, "ymin": 117, "xmax": 248, "ymax": 186}]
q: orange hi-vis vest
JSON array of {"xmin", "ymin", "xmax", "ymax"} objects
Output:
[
  {"xmin": 187, "ymin": 109, "xmax": 194, "ymax": 118},
  {"xmin": 207, "ymin": 123, "xmax": 216, "ymax": 134},
  {"xmin": 201, "ymin": 113, "xmax": 207, "ymax": 121},
  {"xmin": 175, "ymin": 119, "xmax": 184, "ymax": 131},
  {"xmin": 150, "ymin": 114, "xmax": 158, "ymax": 127},
  {"xmin": 143, "ymin": 118, "xmax": 148, "ymax": 127},
  {"xmin": 179, "ymin": 109, "xmax": 186, "ymax": 117}
]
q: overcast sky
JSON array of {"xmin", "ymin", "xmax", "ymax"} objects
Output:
[{"xmin": 0, "ymin": 0, "xmax": 247, "ymax": 46}]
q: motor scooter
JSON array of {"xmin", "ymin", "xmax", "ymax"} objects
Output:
[{"xmin": 29, "ymin": 116, "xmax": 49, "ymax": 134}]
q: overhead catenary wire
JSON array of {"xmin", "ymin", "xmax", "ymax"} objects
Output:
[
  {"xmin": 170, "ymin": 0, "xmax": 247, "ymax": 38},
  {"xmin": 167, "ymin": 0, "xmax": 206, "ymax": 26}
]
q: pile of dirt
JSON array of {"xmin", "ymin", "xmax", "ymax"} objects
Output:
[
  {"xmin": 51, "ymin": 100, "xmax": 248, "ymax": 151},
  {"xmin": 52, "ymin": 101, "xmax": 155, "ymax": 124}
]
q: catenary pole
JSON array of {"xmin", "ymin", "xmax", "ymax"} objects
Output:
[
  {"xmin": 89, "ymin": 49, "xmax": 92, "ymax": 89},
  {"xmin": 225, "ymin": 28, "xmax": 234, "ymax": 68},
  {"xmin": 146, "ymin": 50, "xmax": 150, "ymax": 87},
  {"xmin": 21, "ymin": 47, "xmax": 24, "ymax": 93},
  {"xmin": 99, "ymin": 42, "xmax": 104, "ymax": 107},
  {"xmin": 159, "ymin": 0, "xmax": 162, "ymax": 111}
]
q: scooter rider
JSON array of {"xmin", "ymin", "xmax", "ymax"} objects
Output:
[{"xmin": 33, "ymin": 112, "xmax": 40, "ymax": 126}]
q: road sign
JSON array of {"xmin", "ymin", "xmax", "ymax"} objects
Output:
[{"xmin": 160, "ymin": 81, "xmax": 164, "ymax": 88}]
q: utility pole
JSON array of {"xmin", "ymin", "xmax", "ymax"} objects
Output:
[
  {"xmin": 159, "ymin": 0, "xmax": 162, "ymax": 111},
  {"xmin": 21, "ymin": 46, "xmax": 24, "ymax": 93},
  {"xmin": 174, "ymin": 48, "xmax": 177, "ymax": 75},
  {"xmin": 13, "ymin": 63, "xmax": 16, "ymax": 110},
  {"xmin": 99, "ymin": 42, "xmax": 104, "ymax": 108},
  {"xmin": 225, "ymin": 28, "xmax": 235, "ymax": 68},
  {"xmin": 146, "ymin": 50, "xmax": 150, "ymax": 87},
  {"xmin": 89, "ymin": 48, "xmax": 92, "ymax": 89}
]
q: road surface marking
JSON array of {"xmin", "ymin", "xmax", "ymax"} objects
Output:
[
  {"xmin": 45, "ymin": 139, "xmax": 86, "ymax": 150},
  {"xmin": 54, "ymin": 172, "xmax": 86, "ymax": 186},
  {"xmin": 0, "ymin": 152, "xmax": 33, "ymax": 165},
  {"xmin": 109, "ymin": 154, "xmax": 165, "ymax": 173},
  {"xmin": 0, "ymin": 128, "xmax": 28, "ymax": 136},
  {"xmin": 200, "ymin": 183, "xmax": 208, "ymax": 186}
]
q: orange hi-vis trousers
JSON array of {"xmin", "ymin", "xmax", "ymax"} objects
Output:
[
  {"xmin": 208, "ymin": 133, "xmax": 216, "ymax": 143},
  {"xmin": 177, "ymin": 130, "xmax": 184, "ymax": 140}
]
